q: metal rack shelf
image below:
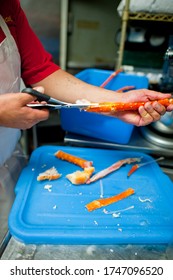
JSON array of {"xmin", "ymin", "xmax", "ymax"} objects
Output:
[
  {"xmin": 116, "ymin": 0, "xmax": 173, "ymax": 69},
  {"xmin": 129, "ymin": 12, "xmax": 173, "ymax": 23}
]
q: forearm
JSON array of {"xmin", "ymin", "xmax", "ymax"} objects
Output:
[{"xmin": 32, "ymin": 69, "xmax": 122, "ymax": 103}]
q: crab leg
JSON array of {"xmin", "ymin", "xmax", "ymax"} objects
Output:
[
  {"xmin": 127, "ymin": 156, "xmax": 164, "ymax": 177},
  {"xmin": 127, "ymin": 165, "xmax": 138, "ymax": 177},
  {"xmin": 55, "ymin": 150, "xmax": 93, "ymax": 168},
  {"xmin": 86, "ymin": 188, "xmax": 135, "ymax": 212},
  {"xmin": 100, "ymin": 69, "xmax": 123, "ymax": 88},
  {"xmin": 85, "ymin": 98, "xmax": 173, "ymax": 113},
  {"xmin": 86, "ymin": 157, "xmax": 141, "ymax": 184}
]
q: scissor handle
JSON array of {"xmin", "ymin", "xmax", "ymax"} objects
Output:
[{"xmin": 22, "ymin": 88, "xmax": 51, "ymax": 103}]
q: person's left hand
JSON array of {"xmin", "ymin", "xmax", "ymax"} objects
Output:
[{"xmin": 111, "ymin": 89, "xmax": 173, "ymax": 126}]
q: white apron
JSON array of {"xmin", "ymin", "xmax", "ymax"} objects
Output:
[
  {"xmin": 0, "ymin": 15, "xmax": 21, "ymax": 166},
  {"xmin": 0, "ymin": 16, "xmax": 27, "ymax": 242}
]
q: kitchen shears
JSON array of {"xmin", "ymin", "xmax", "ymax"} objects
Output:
[
  {"xmin": 22, "ymin": 88, "xmax": 92, "ymax": 110},
  {"xmin": 23, "ymin": 87, "xmax": 173, "ymax": 112}
]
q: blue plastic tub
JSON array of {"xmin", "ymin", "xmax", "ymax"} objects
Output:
[{"xmin": 60, "ymin": 69, "xmax": 149, "ymax": 144}]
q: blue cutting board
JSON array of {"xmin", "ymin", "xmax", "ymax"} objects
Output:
[{"xmin": 9, "ymin": 146, "xmax": 173, "ymax": 244}]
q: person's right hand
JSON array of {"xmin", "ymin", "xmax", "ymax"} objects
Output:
[{"xmin": 0, "ymin": 90, "xmax": 49, "ymax": 129}]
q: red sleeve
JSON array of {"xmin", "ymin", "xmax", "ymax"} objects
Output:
[{"xmin": 12, "ymin": 0, "xmax": 60, "ymax": 85}]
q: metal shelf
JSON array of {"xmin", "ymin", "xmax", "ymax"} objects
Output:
[
  {"xmin": 116, "ymin": 0, "xmax": 173, "ymax": 69},
  {"xmin": 129, "ymin": 12, "xmax": 173, "ymax": 23}
]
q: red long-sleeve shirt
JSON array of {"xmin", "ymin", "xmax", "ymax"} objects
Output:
[{"xmin": 0, "ymin": 0, "xmax": 60, "ymax": 85}]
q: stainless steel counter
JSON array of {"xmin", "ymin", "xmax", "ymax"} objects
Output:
[
  {"xmin": 1, "ymin": 237, "xmax": 173, "ymax": 260},
  {"xmin": 0, "ymin": 176, "xmax": 15, "ymax": 257}
]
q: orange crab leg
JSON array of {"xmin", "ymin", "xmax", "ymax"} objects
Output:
[
  {"xmin": 86, "ymin": 188, "xmax": 135, "ymax": 212},
  {"xmin": 127, "ymin": 164, "xmax": 139, "ymax": 177},
  {"xmin": 55, "ymin": 150, "xmax": 93, "ymax": 169},
  {"xmin": 127, "ymin": 156, "xmax": 164, "ymax": 177},
  {"xmin": 85, "ymin": 98, "xmax": 173, "ymax": 113},
  {"xmin": 100, "ymin": 69, "xmax": 123, "ymax": 88}
]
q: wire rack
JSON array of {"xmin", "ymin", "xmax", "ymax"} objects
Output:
[{"xmin": 128, "ymin": 12, "xmax": 173, "ymax": 23}]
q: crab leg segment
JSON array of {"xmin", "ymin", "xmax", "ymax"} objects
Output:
[
  {"xmin": 86, "ymin": 157, "xmax": 141, "ymax": 184},
  {"xmin": 86, "ymin": 98, "xmax": 173, "ymax": 113},
  {"xmin": 86, "ymin": 188, "xmax": 135, "ymax": 212},
  {"xmin": 127, "ymin": 156, "xmax": 164, "ymax": 177},
  {"xmin": 55, "ymin": 150, "xmax": 93, "ymax": 168},
  {"xmin": 100, "ymin": 69, "xmax": 123, "ymax": 88}
]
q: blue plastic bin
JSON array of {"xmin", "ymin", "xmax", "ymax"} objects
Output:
[{"xmin": 60, "ymin": 69, "xmax": 149, "ymax": 144}]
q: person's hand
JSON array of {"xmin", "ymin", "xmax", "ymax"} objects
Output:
[
  {"xmin": 111, "ymin": 89, "xmax": 173, "ymax": 126},
  {"xmin": 0, "ymin": 87, "xmax": 49, "ymax": 129}
]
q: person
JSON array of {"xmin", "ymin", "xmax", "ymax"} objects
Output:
[{"xmin": 0, "ymin": 0, "xmax": 173, "ymax": 195}]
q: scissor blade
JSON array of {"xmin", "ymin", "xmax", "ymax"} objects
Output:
[
  {"xmin": 26, "ymin": 103, "xmax": 93, "ymax": 110},
  {"xmin": 26, "ymin": 103, "xmax": 62, "ymax": 110},
  {"xmin": 62, "ymin": 103, "xmax": 94, "ymax": 109}
]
